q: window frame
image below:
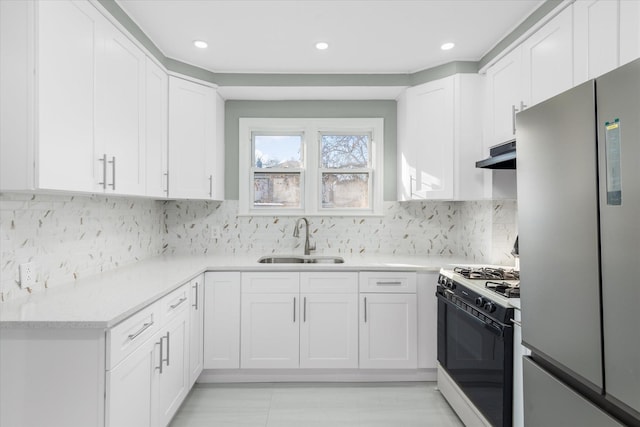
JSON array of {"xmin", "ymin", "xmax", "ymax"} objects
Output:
[{"xmin": 239, "ymin": 118, "xmax": 384, "ymax": 216}]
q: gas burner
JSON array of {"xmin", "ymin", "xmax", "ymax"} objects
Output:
[
  {"xmin": 454, "ymin": 266, "xmax": 520, "ymax": 281},
  {"xmin": 486, "ymin": 281, "xmax": 521, "ymax": 298}
]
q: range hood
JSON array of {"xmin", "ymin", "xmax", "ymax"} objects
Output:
[{"xmin": 476, "ymin": 139, "xmax": 516, "ymax": 169}]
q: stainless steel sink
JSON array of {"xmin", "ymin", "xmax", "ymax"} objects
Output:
[{"xmin": 257, "ymin": 255, "xmax": 344, "ymax": 264}]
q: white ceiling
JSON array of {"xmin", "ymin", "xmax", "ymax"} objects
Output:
[{"xmin": 116, "ymin": 0, "xmax": 544, "ymax": 75}]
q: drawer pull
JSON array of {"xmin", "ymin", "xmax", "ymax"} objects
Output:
[
  {"xmin": 156, "ymin": 336, "xmax": 164, "ymax": 373},
  {"xmin": 170, "ymin": 297, "xmax": 187, "ymax": 310},
  {"xmin": 192, "ymin": 282, "xmax": 199, "ymax": 310},
  {"xmin": 376, "ymin": 281, "xmax": 402, "ymax": 286},
  {"xmin": 164, "ymin": 332, "xmax": 170, "ymax": 367},
  {"xmin": 364, "ymin": 297, "xmax": 368, "ymax": 322},
  {"xmin": 127, "ymin": 321, "xmax": 154, "ymax": 340}
]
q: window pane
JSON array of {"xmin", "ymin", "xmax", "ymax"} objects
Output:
[
  {"xmin": 321, "ymin": 134, "xmax": 369, "ymax": 169},
  {"xmin": 254, "ymin": 134, "xmax": 303, "ymax": 168},
  {"xmin": 254, "ymin": 172, "xmax": 301, "ymax": 208},
  {"xmin": 322, "ymin": 173, "xmax": 369, "ymax": 209}
]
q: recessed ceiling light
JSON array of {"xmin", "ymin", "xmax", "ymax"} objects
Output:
[
  {"xmin": 315, "ymin": 42, "xmax": 329, "ymax": 50},
  {"xmin": 441, "ymin": 42, "xmax": 455, "ymax": 51},
  {"xmin": 193, "ymin": 40, "xmax": 208, "ymax": 49}
]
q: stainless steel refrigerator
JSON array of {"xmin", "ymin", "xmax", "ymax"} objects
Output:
[{"xmin": 516, "ymin": 58, "xmax": 640, "ymax": 427}]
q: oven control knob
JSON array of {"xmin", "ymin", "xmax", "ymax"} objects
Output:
[
  {"xmin": 447, "ymin": 279, "xmax": 456, "ymax": 290},
  {"xmin": 484, "ymin": 302, "xmax": 497, "ymax": 313},
  {"xmin": 475, "ymin": 297, "xmax": 484, "ymax": 307}
]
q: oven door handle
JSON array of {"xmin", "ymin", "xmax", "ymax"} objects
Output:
[{"xmin": 437, "ymin": 292, "xmax": 509, "ymax": 338}]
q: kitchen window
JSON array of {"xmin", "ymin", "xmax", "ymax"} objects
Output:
[{"xmin": 239, "ymin": 118, "xmax": 384, "ymax": 216}]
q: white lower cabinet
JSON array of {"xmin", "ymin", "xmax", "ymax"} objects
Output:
[
  {"xmin": 241, "ymin": 292, "xmax": 300, "ymax": 368},
  {"xmin": 203, "ymin": 272, "xmax": 241, "ymax": 369},
  {"xmin": 300, "ymin": 272, "xmax": 359, "ymax": 369},
  {"xmin": 107, "ymin": 335, "xmax": 159, "ymax": 427},
  {"xmin": 359, "ymin": 272, "xmax": 418, "ymax": 369},
  {"xmin": 237, "ymin": 272, "xmax": 360, "ymax": 370},
  {"xmin": 105, "ymin": 283, "xmax": 192, "ymax": 427},
  {"xmin": 157, "ymin": 310, "xmax": 189, "ymax": 426},
  {"xmin": 188, "ymin": 275, "xmax": 204, "ymax": 386}
]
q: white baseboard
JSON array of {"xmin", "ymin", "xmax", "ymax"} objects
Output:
[{"xmin": 197, "ymin": 368, "xmax": 436, "ymax": 383}]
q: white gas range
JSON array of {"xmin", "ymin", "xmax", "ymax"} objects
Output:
[{"xmin": 436, "ymin": 265, "xmax": 523, "ymax": 427}]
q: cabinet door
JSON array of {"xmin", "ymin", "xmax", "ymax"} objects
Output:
[
  {"xmin": 484, "ymin": 47, "xmax": 523, "ymax": 145},
  {"xmin": 240, "ymin": 293, "xmax": 299, "ymax": 369},
  {"xmin": 106, "ymin": 337, "xmax": 159, "ymax": 427},
  {"xmin": 574, "ymin": 0, "xmax": 620, "ymax": 85},
  {"xmin": 145, "ymin": 58, "xmax": 168, "ymax": 198},
  {"xmin": 95, "ymin": 21, "xmax": 146, "ymax": 196},
  {"xmin": 359, "ymin": 293, "xmax": 417, "ymax": 369},
  {"xmin": 168, "ymin": 77, "xmax": 217, "ymax": 200},
  {"xmin": 36, "ymin": 0, "xmax": 99, "ymax": 192},
  {"xmin": 300, "ymin": 293, "xmax": 358, "ymax": 369},
  {"xmin": 157, "ymin": 312, "xmax": 190, "ymax": 427},
  {"xmin": 620, "ymin": 0, "xmax": 640, "ymax": 65},
  {"xmin": 405, "ymin": 78, "xmax": 454, "ymax": 200},
  {"xmin": 188, "ymin": 275, "xmax": 204, "ymax": 386},
  {"xmin": 203, "ymin": 272, "xmax": 241, "ymax": 369},
  {"xmin": 521, "ymin": 7, "xmax": 574, "ymax": 106}
]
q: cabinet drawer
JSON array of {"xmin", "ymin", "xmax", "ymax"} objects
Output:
[
  {"xmin": 300, "ymin": 272, "xmax": 358, "ymax": 293},
  {"xmin": 108, "ymin": 301, "xmax": 160, "ymax": 369},
  {"xmin": 241, "ymin": 272, "xmax": 299, "ymax": 293},
  {"xmin": 359, "ymin": 271, "xmax": 417, "ymax": 293},
  {"xmin": 160, "ymin": 283, "xmax": 190, "ymax": 323}
]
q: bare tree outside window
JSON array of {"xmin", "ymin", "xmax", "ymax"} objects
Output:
[
  {"xmin": 321, "ymin": 134, "xmax": 369, "ymax": 169},
  {"xmin": 321, "ymin": 134, "xmax": 371, "ymax": 209}
]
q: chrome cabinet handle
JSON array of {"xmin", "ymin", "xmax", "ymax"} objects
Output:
[
  {"xmin": 293, "ymin": 297, "xmax": 296, "ymax": 322},
  {"xmin": 512, "ymin": 104, "xmax": 519, "ymax": 135},
  {"xmin": 364, "ymin": 297, "xmax": 368, "ymax": 323},
  {"xmin": 156, "ymin": 336, "xmax": 164, "ymax": 373},
  {"xmin": 108, "ymin": 156, "xmax": 116, "ymax": 190},
  {"xmin": 192, "ymin": 282, "xmax": 199, "ymax": 309},
  {"xmin": 376, "ymin": 281, "xmax": 402, "ymax": 286},
  {"xmin": 127, "ymin": 321, "xmax": 154, "ymax": 340},
  {"xmin": 208, "ymin": 174, "xmax": 213, "ymax": 198},
  {"xmin": 164, "ymin": 332, "xmax": 170, "ymax": 367},
  {"xmin": 303, "ymin": 297, "xmax": 306, "ymax": 322},
  {"xmin": 170, "ymin": 297, "xmax": 187, "ymax": 310},
  {"xmin": 163, "ymin": 172, "xmax": 169, "ymax": 194},
  {"xmin": 98, "ymin": 154, "xmax": 107, "ymax": 189}
]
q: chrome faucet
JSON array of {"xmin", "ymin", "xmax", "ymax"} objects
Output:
[{"xmin": 293, "ymin": 217, "xmax": 316, "ymax": 255}]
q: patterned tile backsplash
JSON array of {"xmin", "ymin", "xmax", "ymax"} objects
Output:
[
  {"xmin": 163, "ymin": 199, "xmax": 518, "ymax": 264},
  {"xmin": 0, "ymin": 193, "xmax": 165, "ymax": 303},
  {"xmin": 0, "ymin": 194, "xmax": 517, "ymax": 303}
]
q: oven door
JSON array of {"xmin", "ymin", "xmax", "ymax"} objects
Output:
[{"xmin": 437, "ymin": 292, "xmax": 514, "ymax": 427}]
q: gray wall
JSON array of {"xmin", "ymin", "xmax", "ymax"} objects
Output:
[{"xmin": 225, "ymin": 100, "xmax": 397, "ymax": 201}]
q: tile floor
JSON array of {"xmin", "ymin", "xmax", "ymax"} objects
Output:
[{"xmin": 169, "ymin": 382, "xmax": 464, "ymax": 427}]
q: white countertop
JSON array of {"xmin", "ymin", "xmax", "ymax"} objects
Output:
[{"xmin": 0, "ymin": 254, "xmax": 464, "ymax": 329}]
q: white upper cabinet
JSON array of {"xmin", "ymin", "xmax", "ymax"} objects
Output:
[
  {"xmin": 95, "ymin": 20, "xmax": 147, "ymax": 196},
  {"xmin": 620, "ymin": 0, "xmax": 640, "ymax": 65},
  {"xmin": 521, "ymin": 6, "xmax": 574, "ymax": 106},
  {"xmin": 398, "ymin": 74, "xmax": 484, "ymax": 201},
  {"xmin": 574, "ymin": 0, "xmax": 620, "ymax": 84},
  {"xmin": 1, "ymin": 0, "xmax": 101, "ymax": 192},
  {"xmin": 398, "ymin": 77, "xmax": 454, "ymax": 200},
  {"xmin": 168, "ymin": 77, "xmax": 222, "ymax": 200},
  {"xmin": 484, "ymin": 47, "xmax": 523, "ymax": 146},
  {"xmin": 574, "ymin": 0, "xmax": 640, "ymax": 85},
  {"xmin": 145, "ymin": 58, "xmax": 169, "ymax": 198}
]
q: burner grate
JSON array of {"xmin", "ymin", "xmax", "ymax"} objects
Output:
[
  {"xmin": 454, "ymin": 266, "xmax": 520, "ymax": 281},
  {"xmin": 486, "ymin": 281, "xmax": 521, "ymax": 298}
]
